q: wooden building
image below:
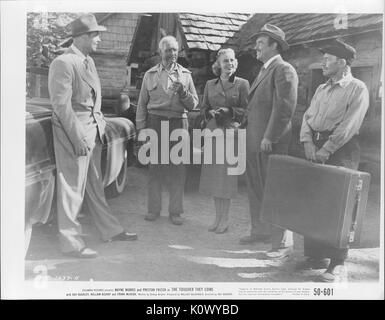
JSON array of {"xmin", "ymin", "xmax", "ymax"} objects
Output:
[
  {"xmin": 233, "ymin": 14, "xmax": 382, "ymax": 119},
  {"xmin": 29, "ymin": 12, "xmax": 382, "ymax": 174},
  {"xmin": 90, "ymin": 13, "xmax": 140, "ymax": 109},
  {"xmin": 27, "ymin": 12, "xmax": 141, "ymax": 111},
  {"xmin": 127, "ymin": 13, "xmax": 251, "ymax": 101},
  {"xmin": 39, "ymin": 13, "xmax": 250, "ymax": 108}
]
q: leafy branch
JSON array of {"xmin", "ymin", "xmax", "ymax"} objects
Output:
[{"xmin": 26, "ymin": 12, "xmax": 79, "ymax": 68}]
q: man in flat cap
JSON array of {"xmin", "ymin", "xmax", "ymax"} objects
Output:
[
  {"xmin": 298, "ymin": 39, "xmax": 369, "ymax": 281},
  {"xmin": 241, "ymin": 24, "xmax": 298, "ymax": 259},
  {"xmin": 48, "ymin": 13, "xmax": 137, "ymax": 258}
]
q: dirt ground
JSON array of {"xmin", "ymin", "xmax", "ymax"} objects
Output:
[{"xmin": 26, "ymin": 165, "xmax": 381, "ymax": 283}]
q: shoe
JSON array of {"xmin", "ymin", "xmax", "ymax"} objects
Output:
[
  {"xmin": 144, "ymin": 212, "xmax": 160, "ymax": 221},
  {"xmin": 215, "ymin": 225, "xmax": 228, "ymax": 234},
  {"xmin": 295, "ymin": 258, "xmax": 330, "ymax": 271},
  {"xmin": 239, "ymin": 234, "xmax": 271, "ymax": 244},
  {"xmin": 169, "ymin": 215, "xmax": 184, "ymax": 225},
  {"xmin": 208, "ymin": 224, "xmax": 218, "ymax": 232},
  {"xmin": 214, "ymin": 205, "xmax": 229, "ymax": 234},
  {"xmin": 264, "ymin": 247, "xmax": 293, "ymax": 260},
  {"xmin": 63, "ymin": 247, "xmax": 98, "ymax": 259},
  {"xmin": 317, "ymin": 264, "xmax": 348, "ymax": 282},
  {"xmin": 208, "ymin": 212, "xmax": 221, "ymax": 232},
  {"xmin": 109, "ymin": 231, "xmax": 138, "ymax": 242}
]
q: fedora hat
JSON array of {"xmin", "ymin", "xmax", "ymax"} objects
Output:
[
  {"xmin": 249, "ymin": 24, "xmax": 289, "ymax": 51},
  {"xmin": 69, "ymin": 13, "xmax": 107, "ymax": 38}
]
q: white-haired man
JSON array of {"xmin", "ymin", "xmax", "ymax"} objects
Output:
[{"xmin": 136, "ymin": 35, "xmax": 199, "ymax": 225}]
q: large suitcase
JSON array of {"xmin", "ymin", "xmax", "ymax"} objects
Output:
[{"xmin": 261, "ymin": 155, "xmax": 370, "ymax": 248}]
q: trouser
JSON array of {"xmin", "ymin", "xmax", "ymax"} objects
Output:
[
  {"xmin": 304, "ymin": 133, "xmax": 360, "ymax": 263},
  {"xmin": 53, "ymin": 125, "xmax": 123, "ymax": 253},
  {"xmin": 146, "ymin": 114, "xmax": 188, "ymax": 216},
  {"xmin": 246, "ymin": 139, "xmax": 293, "ymax": 249}
]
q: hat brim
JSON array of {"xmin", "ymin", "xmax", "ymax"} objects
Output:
[
  {"xmin": 248, "ymin": 31, "xmax": 289, "ymax": 51},
  {"xmin": 318, "ymin": 46, "xmax": 346, "ymax": 60},
  {"xmin": 318, "ymin": 46, "xmax": 332, "ymax": 54},
  {"xmin": 71, "ymin": 25, "xmax": 107, "ymax": 38}
]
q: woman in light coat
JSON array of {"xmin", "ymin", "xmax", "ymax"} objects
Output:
[{"xmin": 199, "ymin": 48, "xmax": 250, "ymax": 233}]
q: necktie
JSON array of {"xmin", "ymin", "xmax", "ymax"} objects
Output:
[
  {"xmin": 84, "ymin": 57, "xmax": 96, "ymax": 103},
  {"xmin": 84, "ymin": 57, "xmax": 94, "ymax": 76}
]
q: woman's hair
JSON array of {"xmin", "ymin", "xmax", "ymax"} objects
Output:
[{"xmin": 212, "ymin": 48, "xmax": 238, "ymax": 76}]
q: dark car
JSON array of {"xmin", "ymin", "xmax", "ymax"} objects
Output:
[{"xmin": 25, "ymin": 97, "xmax": 136, "ymax": 254}]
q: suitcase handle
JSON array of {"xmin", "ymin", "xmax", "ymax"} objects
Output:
[{"xmin": 348, "ymin": 178, "xmax": 363, "ymax": 243}]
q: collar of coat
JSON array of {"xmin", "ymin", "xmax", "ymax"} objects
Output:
[
  {"xmin": 248, "ymin": 55, "xmax": 285, "ymax": 95},
  {"xmin": 70, "ymin": 44, "xmax": 87, "ymax": 59},
  {"xmin": 214, "ymin": 73, "xmax": 236, "ymax": 84},
  {"xmin": 262, "ymin": 54, "xmax": 281, "ymax": 69},
  {"xmin": 263, "ymin": 54, "xmax": 283, "ymax": 71},
  {"xmin": 65, "ymin": 46, "xmax": 99, "ymax": 92}
]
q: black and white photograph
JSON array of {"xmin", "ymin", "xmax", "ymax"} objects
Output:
[{"xmin": 1, "ymin": 0, "xmax": 384, "ymax": 300}]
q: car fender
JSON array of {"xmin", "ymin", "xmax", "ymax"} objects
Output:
[{"xmin": 101, "ymin": 116, "xmax": 136, "ymax": 187}]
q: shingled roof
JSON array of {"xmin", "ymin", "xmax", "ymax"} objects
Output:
[
  {"xmin": 271, "ymin": 13, "xmax": 382, "ymax": 45},
  {"xmin": 236, "ymin": 13, "xmax": 383, "ymax": 52},
  {"xmin": 178, "ymin": 13, "xmax": 251, "ymax": 51}
]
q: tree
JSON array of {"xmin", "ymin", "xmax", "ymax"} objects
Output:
[{"xmin": 26, "ymin": 12, "xmax": 79, "ymax": 68}]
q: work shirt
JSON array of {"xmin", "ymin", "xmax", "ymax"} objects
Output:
[
  {"xmin": 136, "ymin": 62, "xmax": 199, "ymax": 130},
  {"xmin": 300, "ymin": 72, "xmax": 369, "ymax": 154},
  {"xmin": 159, "ymin": 63, "xmax": 179, "ymax": 91}
]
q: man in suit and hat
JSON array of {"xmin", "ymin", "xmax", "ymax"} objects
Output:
[
  {"xmin": 240, "ymin": 24, "xmax": 298, "ymax": 260},
  {"xmin": 48, "ymin": 13, "xmax": 137, "ymax": 258},
  {"xmin": 298, "ymin": 39, "xmax": 369, "ymax": 282}
]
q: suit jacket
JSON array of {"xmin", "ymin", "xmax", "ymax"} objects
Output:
[
  {"xmin": 246, "ymin": 55, "xmax": 298, "ymax": 153},
  {"xmin": 48, "ymin": 46, "xmax": 105, "ymax": 151}
]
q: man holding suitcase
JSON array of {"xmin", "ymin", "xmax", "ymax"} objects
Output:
[{"xmin": 299, "ymin": 39, "xmax": 369, "ymax": 282}]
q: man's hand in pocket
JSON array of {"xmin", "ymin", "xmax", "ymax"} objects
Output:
[{"xmin": 260, "ymin": 138, "xmax": 273, "ymax": 153}]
